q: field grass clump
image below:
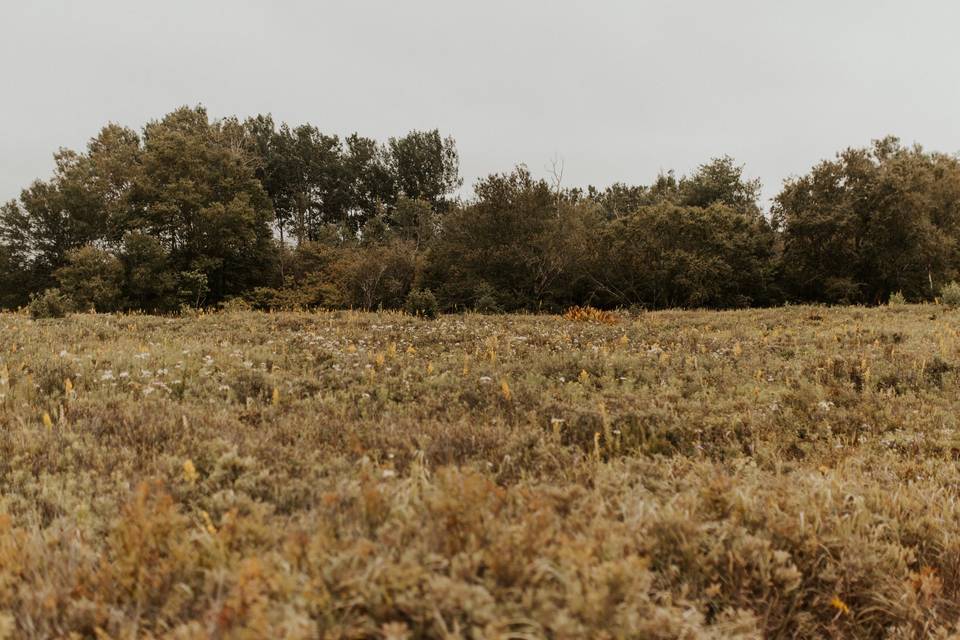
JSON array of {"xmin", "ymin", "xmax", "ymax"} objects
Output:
[{"xmin": 2, "ymin": 305, "xmax": 960, "ymax": 637}]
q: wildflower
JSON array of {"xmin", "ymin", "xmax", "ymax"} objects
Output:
[
  {"xmin": 426, "ymin": 362, "xmax": 434, "ymax": 374},
  {"xmin": 183, "ymin": 459, "xmax": 199, "ymax": 485},
  {"xmin": 830, "ymin": 595, "xmax": 850, "ymax": 615},
  {"xmin": 200, "ymin": 510, "xmax": 216, "ymax": 535},
  {"xmin": 64, "ymin": 378, "xmax": 73, "ymax": 395},
  {"xmin": 42, "ymin": 411, "xmax": 53, "ymax": 430},
  {"xmin": 578, "ymin": 369, "xmax": 590, "ymax": 384},
  {"xmin": 500, "ymin": 379, "xmax": 512, "ymax": 401},
  {"xmin": 272, "ymin": 387, "xmax": 280, "ymax": 405}
]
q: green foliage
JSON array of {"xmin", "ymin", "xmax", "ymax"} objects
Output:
[
  {"xmin": 218, "ymin": 297, "xmax": 252, "ymax": 312},
  {"xmin": 472, "ymin": 281, "xmax": 504, "ymax": 313},
  {"xmin": 598, "ymin": 203, "xmax": 777, "ymax": 308},
  {"xmin": 27, "ymin": 288, "xmax": 69, "ymax": 319},
  {"xmin": 330, "ymin": 239, "xmax": 418, "ymax": 310},
  {"xmin": 404, "ymin": 288, "xmax": 439, "ymax": 318},
  {"xmin": 775, "ymin": 137, "xmax": 960, "ymax": 304},
  {"xmin": 424, "ymin": 166, "xmax": 600, "ymax": 312},
  {"xmin": 679, "ymin": 155, "xmax": 763, "ymax": 215},
  {"xmin": 388, "ymin": 129, "xmax": 462, "ymax": 211},
  {"xmin": 120, "ymin": 232, "xmax": 177, "ymax": 311},
  {"xmin": 7, "ymin": 110, "xmax": 960, "ymax": 314},
  {"xmin": 941, "ymin": 281, "xmax": 960, "ymax": 307},
  {"xmin": 55, "ymin": 244, "xmax": 124, "ymax": 312},
  {"xmin": 176, "ymin": 270, "xmax": 209, "ymax": 310}
]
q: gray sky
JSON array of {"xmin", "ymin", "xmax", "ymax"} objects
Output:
[{"xmin": 3, "ymin": 0, "xmax": 960, "ymax": 208}]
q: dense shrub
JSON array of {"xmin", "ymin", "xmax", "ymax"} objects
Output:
[
  {"xmin": 54, "ymin": 245, "xmax": 124, "ymax": 312},
  {"xmin": 404, "ymin": 287, "xmax": 439, "ymax": 318},
  {"xmin": 28, "ymin": 288, "xmax": 69, "ymax": 319},
  {"xmin": 941, "ymin": 281, "xmax": 960, "ymax": 307}
]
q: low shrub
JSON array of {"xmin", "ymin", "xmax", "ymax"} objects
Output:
[
  {"xmin": 28, "ymin": 288, "xmax": 70, "ymax": 319},
  {"xmin": 941, "ymin": 281, "xmax": 960, "ymax": 307},
  {"xmin": 888, "ymin": 291, "xmax": 907, "ymax": 306},
  {"xmin": 404, "ymin": 288, "xmax": 439, "ymax": 318}
]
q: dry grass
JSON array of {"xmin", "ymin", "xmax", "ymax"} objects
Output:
[
  {"xmin": 2, "ymin": 305, "xmax": 960, "ymax": 638},
  {"xmin": 562, "ymin": 305, "xmax": 620, "ymax": 324}
]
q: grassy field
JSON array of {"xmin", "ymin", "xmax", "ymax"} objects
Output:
[{"xmin": 2, "ymin": 306, "xmax": 960, "ymax": 638}]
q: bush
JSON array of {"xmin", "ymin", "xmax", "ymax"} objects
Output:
[
  {"xmin": 473, "ymin": 282, "xmax": 503, "ymax": 314},
  {"xmin": 404, "ymin": 288, "xmax": 439, "ymax": 318},
  {"xmin": 28, "ymin": 288, "xmax": 70, "ymax": 319},
  {"xmin": 888, "ymin": 291, "xmax": 907, "ymax": 306},
  {"xmin": 55, "ymin": 245, "xmax": 124, "ymax": 312},
  {"xmin": 219, "ymin": 297, "xmax": 252, "ymax": 313},
  {"xmin": 941, "ymin": 281, "xmax": 960, "ymax": 307}
]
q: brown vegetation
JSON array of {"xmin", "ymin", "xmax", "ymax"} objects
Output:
[{"xmin": 2, "ymin": 304, "xmax": 960, "ymax": 637}]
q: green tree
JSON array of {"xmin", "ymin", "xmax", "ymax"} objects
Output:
[
  {"xmin": 680, "ymin": 156, "xmax": 762, "ymax": 216},
  {"xmin": 55, "ymin": 245, "xmax": 124, "ymax": 312},
  {"xmin": 774, "ymin": 137, "xmax": 960, "ymax": 303},
  {"xmin": 597, "ymin": 203, "xmax": 778, "ymax": 309},
  {"xmin": 388, "ymin": 130, "xmax": 461, "ymax": 211},
  {"xmin": 135, "ymin": 106, "xmax": 277, "ymax": 305},
  {"xmin": 121, "ymin": 232, "xmax": 177, "ymax": 311},
  {"xmin": 424, "ymin": 166, "xmax": 593, "ymax": 311}
]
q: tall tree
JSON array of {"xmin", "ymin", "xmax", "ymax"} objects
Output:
[
  {"xmin": 424, "ymin": 166, "xmax": 581, "ymax": 311},
  {"xmin": 774, "ymin": 137, "xmax": 960, "ymax": 303},
  {"xmin": 680, "ymin": 156, "xmax": 762, "ymax": 216},
  {"xmin": 388, "ymin": 130, "xmax": 461, "ymax": 211},
  {"xmin": 135, "ymin": 106, "xmax": 277, "ymax": 305}
]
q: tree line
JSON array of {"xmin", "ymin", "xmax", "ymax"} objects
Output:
[{"xmin": 3, "ymin": 106, "xmax": 960, "ymax": 315}]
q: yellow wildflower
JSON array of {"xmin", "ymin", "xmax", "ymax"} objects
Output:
[
  {"xmin": 830, "ymin": 595, "xmax": 850, "ymax": 615},
  {"xmin": 183, "ymin": 459, "xmax": 199, "ymax": 485}
]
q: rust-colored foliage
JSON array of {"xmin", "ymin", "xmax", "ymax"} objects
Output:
[{"xmin": 563, "ymin": 305, "xmax": 620, "ymax": 324}]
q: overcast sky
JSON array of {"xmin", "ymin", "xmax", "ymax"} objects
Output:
[{"xmin": 3, "ymin": 0, "xmax": 960, "ymax": 208}]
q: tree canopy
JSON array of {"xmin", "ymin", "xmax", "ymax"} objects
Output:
[{"xmin": 3, "ymin": 109, "xmax": 959, "ymax": 314}]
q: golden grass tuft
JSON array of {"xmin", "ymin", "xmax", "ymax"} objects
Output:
[{"xmin": 562, "ymin": 305, "xmax": 620, "ymax": 324}]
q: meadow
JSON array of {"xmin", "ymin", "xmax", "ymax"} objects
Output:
[{"xmin": 1, "ymin": 305, "xmax": 960, "ymax": 638}]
